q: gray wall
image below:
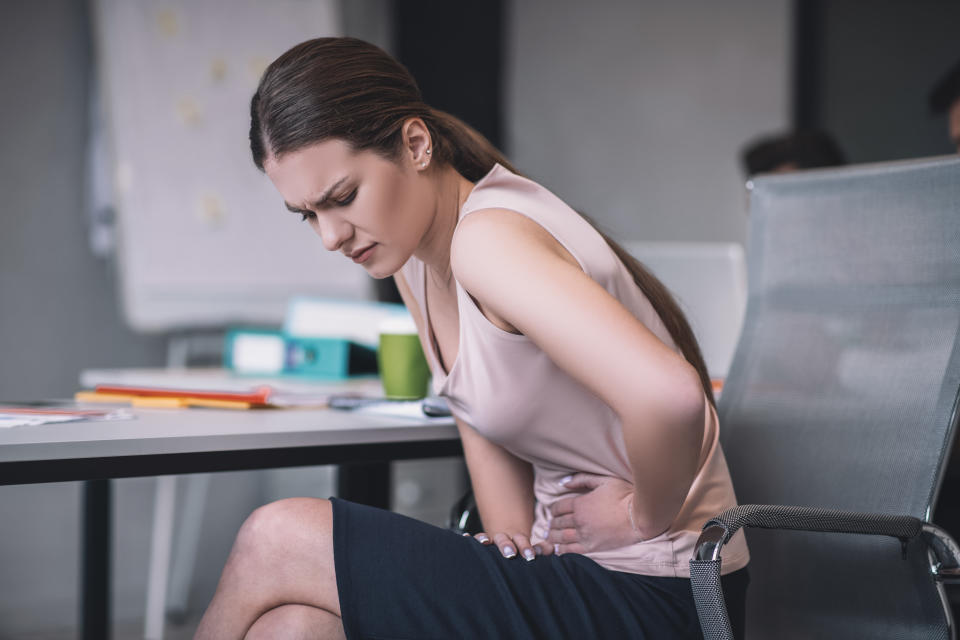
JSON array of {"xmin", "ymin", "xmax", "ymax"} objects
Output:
[
  {"xmin": 506, "ymin": 0, "xmax": 792, "ymax": 246},
  {"xmin": 0, "ymin": 2, "xmax": 169, "ymax": 401},
  {"xmin": 0, "ymin": 1, "xmax": 168, "ymax": 635},
  {"xmin": 820, "ymin": 0, "xmax": 960, "ymax": 163}
]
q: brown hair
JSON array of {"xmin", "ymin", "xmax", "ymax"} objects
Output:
[{"xmin": 250, "ymin": 37, "xmax": 715, "ymax": 407}]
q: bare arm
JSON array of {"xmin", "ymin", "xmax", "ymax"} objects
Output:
[
  {"xmin": 450, "ymin": 210, "xmax": 705, "ymax": 541},
  {"xmin": 454, "ymin": 413, "xmax": 536, "ymax": 535}
]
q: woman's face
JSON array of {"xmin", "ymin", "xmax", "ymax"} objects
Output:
[{"xmin": 263, "ymin": 138, "xmax": 433, "ymax": 279}]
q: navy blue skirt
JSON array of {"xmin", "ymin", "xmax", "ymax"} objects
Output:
[{"xmin": 331, "ymin": 497, "xmax": 748, "ymax": 640}]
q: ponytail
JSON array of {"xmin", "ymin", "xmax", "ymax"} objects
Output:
[
  {"xmin": 420, "ymin": 110, "xmax": 716, "ymax": 408},
  {"xmin": 421, "ymin": 107, "xmax": 520, "ymax": 182},
  {"xmin": 251, "ymin": 37, "xmax": 715, "ymax": 407}
]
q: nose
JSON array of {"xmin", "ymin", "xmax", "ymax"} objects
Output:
[{"xmin": 315, "ymin": 216, "xmax": 353, "ymax": 253}]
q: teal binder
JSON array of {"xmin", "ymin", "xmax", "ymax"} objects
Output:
[
  {"xmin": 284, "ymin": 335, "xmax": 378, "ymax": 379},
  {"xmin": 224, "ymin": 329, "xmax": 378, "ymax": 379}
]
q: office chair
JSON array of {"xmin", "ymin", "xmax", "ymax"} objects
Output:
[{"xmin": 691, "ymin": 155, "xmax": 960, "ymax": 639}]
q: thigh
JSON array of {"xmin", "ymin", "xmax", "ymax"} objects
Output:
[{"xmin": 331, "ymin": 497, "xmax": 702, "ymax": 640}]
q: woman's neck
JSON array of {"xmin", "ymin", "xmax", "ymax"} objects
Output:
[{"xmin": 417, "ymin": 165, "xmax": 475, "ymax": 289}]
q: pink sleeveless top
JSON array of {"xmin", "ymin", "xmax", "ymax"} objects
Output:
[{"xmin": 400, "ymin": 164, "xmax": 749, "ymax": 577}]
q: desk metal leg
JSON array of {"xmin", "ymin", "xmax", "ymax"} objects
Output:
[
  {"xmin": 82, "ymin": 479, "xmax": 111, "ymax": 640},
  {"xmin": 167, "ymin": 473, "xmax": 212, "ymax": 622},
  {"xmin": 144, "ymin": 476, "xmax": 177, "ymax": 640},
  {"xmin": 337, "ymin": 462, "xmax": 391, "ymax": 509}
]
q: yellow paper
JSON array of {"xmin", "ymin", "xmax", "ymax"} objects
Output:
[
  {"xmin": 75, "ymin": 391, "xmax": 136, "ymax": 403},
  {"xmin": 131, "ymin": 397, "xmax": 189, "ymax": 409},
  {"xmin": 186, "ymin": 398, "xmax": 253, "ymax": 410}
]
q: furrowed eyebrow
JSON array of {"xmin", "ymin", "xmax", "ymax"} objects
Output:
[{"xmin": 284, "ymin": 176, "xmax": 349, "ymax": 213}]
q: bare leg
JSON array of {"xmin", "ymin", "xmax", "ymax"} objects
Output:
[
  {"xmin": 245, "ymin": 604, "xmax": 346, "ymax": 640},
  {"xmin": 194, "ymin": 498, "xmax": 343, "ymax": 639}
]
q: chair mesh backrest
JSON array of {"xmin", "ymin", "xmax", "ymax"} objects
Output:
[{"xmin": 718, "ymin": 156, "xmax": 960, "ymax": 639}]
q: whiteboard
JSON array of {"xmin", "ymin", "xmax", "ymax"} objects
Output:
[{"xmin": 93, "ymin": 0, "xmax": 373, "ymax": 332}]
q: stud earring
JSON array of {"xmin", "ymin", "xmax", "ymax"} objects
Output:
[
  {"xmin": 426, "ymin": 148, "xmax": 432, "ymax": 155},
  {"xmin": 420, "ymin": 162, "xmax": 427, "ymax": 168}
]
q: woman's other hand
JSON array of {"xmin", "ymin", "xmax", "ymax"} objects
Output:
[
  {"xmin": 546, "ymin": 473, "xmax": 644, "ymax": 555},
  {"xmin": 463, "ymin": 530, "xmax": 554, "ymax": 561}
]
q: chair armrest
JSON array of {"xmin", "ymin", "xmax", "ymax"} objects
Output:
[
  {"xmin": 922, "ymin": 522, "xmax": 960, "ymax": 581},
  {"xmin": 689, "ymin": 504, "xmax": 960, "ymax": 640},
  {"xmin": 695, "ymin": 504, "xmax": 923, "ymax": 562}
]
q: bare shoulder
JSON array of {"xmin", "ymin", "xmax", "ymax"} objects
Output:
[
  {"xmin": 450, "ymin": 209, "xmax": 583, "ymax": 334},
  {"xmin": 448, "ymin": 205, "xmax": 704, "ymax": 426},
  {"xmin": 451, "ymin": 208, "xmax": 581, "ymax": 276}
]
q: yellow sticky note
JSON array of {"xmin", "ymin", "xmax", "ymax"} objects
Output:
[
  {"xmin": 175, "ymin": 97, "xmax": 203, "ymax": 126},
  {"xmin": 156, "ymin": 9, "xmax": 179, "ymax": 38},
  {"xmin": 210, "ymin": 57, "xmax": 228, "ymax": 83},
  {"xmin": 187, "ymin": 398, "xmax": 254, "ymax": 410},
  {"xmin": 131, "ymin": 397, "xmax": 189, "ymax": 409},
  {"xmin": 196, "ymin": 192, "xmax": 226, "ymax": 226},
  {"xmin": 75, "ymin": 391, "xmax": 135, "ymax": 403}
]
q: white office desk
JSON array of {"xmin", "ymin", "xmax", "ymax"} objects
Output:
[
  {"xmin": 0, "ymin": 404, "xmax": 458, "ymax": 481},
  {"xmin": 0, "ymin": 394, "xmax": 458, "ymax": 639}
]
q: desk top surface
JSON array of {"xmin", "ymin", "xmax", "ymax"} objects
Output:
[
  {"xmin": 0, "ymin": 406, "xmax": 457, "ymax": 465},
  {"xmin": 1, "ymin": 368, "xmax": 457, "ymax": 471}
]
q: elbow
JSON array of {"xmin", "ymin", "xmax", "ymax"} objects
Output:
[
  {"xmin": 622, "ymin": 361, "xmax": 707, "ymax": 434},
  {"xmin": 665, "ymin": 364, "xmax": 707, "ymax": 463},
  {"xmin": 618, "ymin": 363, "xmax": 706, "ymax": 539},
  {"xmin": 672, "ymin": 363, "xmax": 707, "ymax": 431}
]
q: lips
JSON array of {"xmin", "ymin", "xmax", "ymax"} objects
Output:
[{"xmin": 350, "ymin": 244, "xmax": 377, "ymax": 264}]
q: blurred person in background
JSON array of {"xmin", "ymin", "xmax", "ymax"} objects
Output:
[
  {"xmin": 740, "ymin": 129, "xmax": 846, "ymax": 177},
  {"xmin": 928, "ymin": 56, "xmax": 960, "ymax": 153}
]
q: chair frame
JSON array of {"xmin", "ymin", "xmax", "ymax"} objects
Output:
[
  {"xmin": 690, "ymin": 504, "xmax": 960, "ymax": 639},
  {"xmin": 690, "ymin": 156, "xmax": 960, "ymax": 639}
]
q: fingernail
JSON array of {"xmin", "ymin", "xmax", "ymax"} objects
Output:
[
  {"xmin": 462, "ymin": 532, "xmax": 470, "ymax": 537},
  {"xmin": 534, "ymin": 546, "xmax": 543, "ymax": 556},
  {"xmin": 477, "ymin": 534, "xmax": 489, "ymax": 543},
  {"xmin": 503, "ymin": 545, "xmax": 516, "ymax": 558},
  {"xmin": 554, "ymin": 543, "xmax": 561, "ymax": 555},
  {"xmin": 523, "ymin": 548, "xmax": 536, "ymax": 561},
  {"xmin": 559, "ymin": 475, "xmax": 572, "ymax": 486}
]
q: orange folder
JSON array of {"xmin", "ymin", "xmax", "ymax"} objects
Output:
[{"xmin": 93, "ymin": 384, "xmax": 272, "ymax": 405}]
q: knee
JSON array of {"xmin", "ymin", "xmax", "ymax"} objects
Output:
[
  {"xmin": 234, "ymin": 497, "xmax": 332, "ymax": 559},
  {"xmin": 246, "ymin": 604, "xmax": 343, "ymax": 640}
]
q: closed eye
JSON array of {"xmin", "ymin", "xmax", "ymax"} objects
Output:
[
  {"xmin": 285, "ymin": 202, "xmax": 315, "ymax": 222},
  {"xmin": 288, "ymin": 187, "xmax": 356, "ymax": 222},
  {"xmin": 334, "ymin": 188, "xmax": 358, "ymax": 207}
]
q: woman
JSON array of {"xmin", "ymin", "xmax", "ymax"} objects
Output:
[{"xmin": 196, "ymin": 37, "xmax": 749, "ymax": 640}]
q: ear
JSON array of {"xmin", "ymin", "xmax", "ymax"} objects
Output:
[{"xmin": 401, "ymin": 117, "xmax": 434, "ymax": 172}]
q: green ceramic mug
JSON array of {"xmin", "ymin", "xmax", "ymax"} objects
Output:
[{"xmin": 378, "ymin": 316, "xmax": 431, "ymax": 399}]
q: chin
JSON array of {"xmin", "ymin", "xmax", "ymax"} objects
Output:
[
  {"xmin": 365, "ymin": 262, "xmax": 399, "ymax": 280},
  {"xmin": 365, "ymin": 253, "xmax": 408, "ymax": 280}
]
